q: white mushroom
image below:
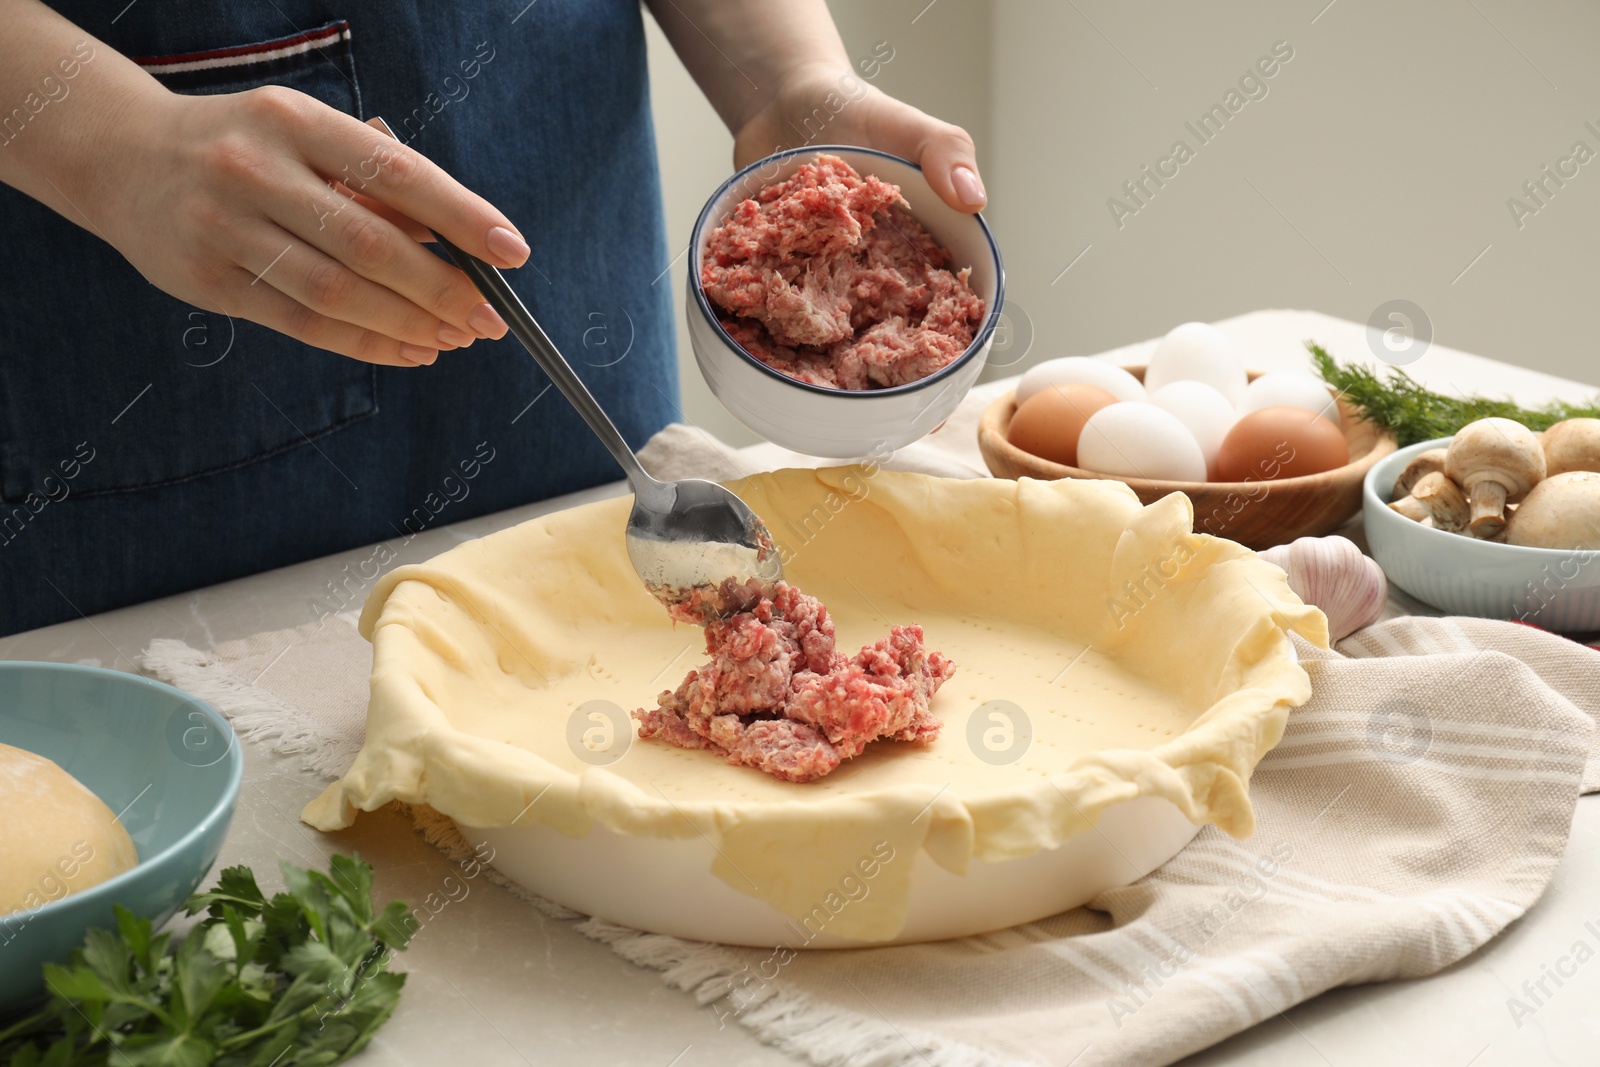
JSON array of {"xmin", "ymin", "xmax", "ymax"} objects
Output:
[
  {"xmin": 1541, "ymin": 418, "xmax": 1600, "ymax": 477},
  {"xmin": 1505, "ymin": 471, "xmax": 1600, "ymax": 549},
  {"xmin": 1444, "ymin": 418, "xmax": 1546, "ymax": 539},
  {"xmin": 1390, "ymin": 448, "xmax": 1448, "ymax": 502},
  {"xmin": 1389, "ymin": 471, "xmax": 1469, "ymax": 532}
]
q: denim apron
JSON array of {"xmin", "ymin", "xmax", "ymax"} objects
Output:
[{"xmin": 0, "ymin": 1, "xmax": 678, "ymax": 635}]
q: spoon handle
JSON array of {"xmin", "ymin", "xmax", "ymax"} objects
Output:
[
  {"xmin": 437, "ymin": 233, "xmax": 652, "ymax": 488},
  {"xmin": 366, "ymin": 118, "xmax": 652, "ymax": 490}
]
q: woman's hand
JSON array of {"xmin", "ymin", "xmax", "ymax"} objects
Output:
[
  {"xmin": 644, "ymin": 0, "xmax": 985, "ymax": 211},
  {"xmin": 732, "ymin": 62, "xmax": 987, "ymax": 214},
  {"xmin": 89, "ymin": 85, "xmax": 524, "ymax": 367}
]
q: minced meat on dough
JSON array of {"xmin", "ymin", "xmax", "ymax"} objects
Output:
[
  {"xmin": 701, "ymin": 155, "xmax": 986, "ymax": 390},
  {"xmin": 632, "ymin": 578, "xmax": 954, "ymax": 783}
]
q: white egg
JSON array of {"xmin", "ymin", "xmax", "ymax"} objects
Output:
[
  {"xmin": 1237, "ymin": 371, "xmax": 1342, "ymax": 426},
  {"xmin": 1144, "ymin": 322, "xmax": 1248, "ymax": 405},
  {"xmin": 1017, "ymin": 357, "xmax": 1146, "ymax": 405},
  {"xmin": 1147, "ymin": 381, "xmax": 1237, "ymax": 477},
  {"xmin": 1077, "ymin": 402, "xmax": 1208, "ymax": 483}
]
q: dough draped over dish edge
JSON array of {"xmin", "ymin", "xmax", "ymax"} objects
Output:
[{"xmin": 303, "ymin": 468, "xmax": 1326, "ymax": 941}]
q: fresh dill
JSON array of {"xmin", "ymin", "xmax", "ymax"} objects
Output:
[{"xmin": 1307, "ymin": 342, "xmax": 1600, "ymax": 447}]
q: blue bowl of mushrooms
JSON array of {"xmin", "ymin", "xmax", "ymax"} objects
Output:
[{"xmin": 1363, "ymin": 418, "xmax": 1600, "ymax": 630}]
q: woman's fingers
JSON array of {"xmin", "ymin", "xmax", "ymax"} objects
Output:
[
  {"xmin": 271, "ymin": 177, "xmax": 495, "ymax": 341},
  {"xmin": 327, "ymin": 181, "xmax": 508, "ymax": 339},
  {"xmin": 919, "ymin": 125, "xmax": 986, "ymax": 212},
  {"xmin": 239, "ymin": 219, "xmax": 468, "ymax": 353},
  {"xmin": 329, "ymin": 180, "xmax": 433, "ymax": 242},
  {"xmin": 850, "ymin": 94, "xmax": 987, "ymax": 213},
  {"xmin": 221, "ymin": 266, "xmax": 438, "ymax": 367},
  {"xmin": 293, "ymin": 108, "xmax": 530, "ymax": 270}
]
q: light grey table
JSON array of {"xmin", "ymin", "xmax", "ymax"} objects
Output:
[{"xmin": 4, "ymin": 311, "xmax": 1597, "ymax": 1066}]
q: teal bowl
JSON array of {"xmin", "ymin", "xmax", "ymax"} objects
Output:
[
  {"xmin": 0, "ymin": 663, "xmax": 242, "ymax": 1014},
  {"xmin": 1363, "ymin": 438, "xmax": 1600, "ymax": 630}
]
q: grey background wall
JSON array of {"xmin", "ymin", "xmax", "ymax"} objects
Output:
[{"xmin": 645, "ymin": 0, "xmax": 1600, "ymax": 446}]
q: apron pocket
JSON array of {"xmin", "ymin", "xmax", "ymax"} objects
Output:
[
  {"xmin": 0, "ymin": 19, "xmax": 380, "ymax": 504},
  {"xmin": 134, "ymin": 19, "xmax": 364, "ymax": 114}
]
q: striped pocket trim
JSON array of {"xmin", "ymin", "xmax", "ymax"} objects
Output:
[{"xmin": 133, "ymin": 20, "xmax": 350, "ymax": 76}]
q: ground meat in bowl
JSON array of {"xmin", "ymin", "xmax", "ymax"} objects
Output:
[
  {"xmin": 700, "ymin": 155, "xmax": 987, "ymax": 391},
  {"xmin": 633, "ymin": 577, "xmax": 955, "ymax": 782}
]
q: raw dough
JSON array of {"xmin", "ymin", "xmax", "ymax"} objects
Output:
[
  {"xmin": 701, "ymin": 155, "xmax": 986, "ymax": 390},
  {"xmin": 303, "ymin": 469, "xmax": 1325, "ymax": 941},
  {"xmin": 1, "ymin": 743, "xmax": 139, "ymax": 915}
]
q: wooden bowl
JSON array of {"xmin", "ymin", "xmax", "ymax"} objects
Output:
[{"xmin": 977, "ymin": 366, "xmax": 1397, "ymax": 549}]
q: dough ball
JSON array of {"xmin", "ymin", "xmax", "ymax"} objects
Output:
[{"xmin": 0, "ymin": 742, "xmax": 139, "ymax": 915}]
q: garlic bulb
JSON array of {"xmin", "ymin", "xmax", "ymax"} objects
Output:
[{"xmin": 1257, "ymin": 535, "xmax": 1387, "ymax": 642}]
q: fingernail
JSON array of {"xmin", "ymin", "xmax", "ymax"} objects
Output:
[
  {"xmin": 952, "ymin": 165, "xmax": 986, "ymax": 208},
  {"xmin": 438, "ymin": 324, "xmax": 476, "ymax": 347},
  {"xmin": 468, "ymin": 302, "xmax": 508, "ymax": 338},
  {"xmin": 400, "ymin": 343, "xmax": 437, "ymax": 365},
  {"xmin": 486, "ymin": 225, "xmax": 530, "ymax": 265}
]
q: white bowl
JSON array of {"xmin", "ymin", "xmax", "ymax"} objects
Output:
[
  {"xmin": 687, "ymin": 146, "xmax": 1005, "ymax": 459},
  {"xmin": 1364, "ymin": 438, "xmax": 1600, "ymax": 630},
  {"xmin": 478, "ymin": 796, "xmax": 1197, "ymax": 948}
]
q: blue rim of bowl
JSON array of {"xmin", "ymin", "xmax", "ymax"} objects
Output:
[
  {"xmin": 1363, "ymin": 436, "xmax": 1597, "ymax": 558},
  {"xmin": 0, "ymin": 662, "xmax": 244, "ymax": 922},
  {"xmin": 688, "ymin": 144, "xmax": 1006, "ymax": 399}
]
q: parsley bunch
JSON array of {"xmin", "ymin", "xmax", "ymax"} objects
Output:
[
  {"xmin": 1308, "ymin": 341, "xmax": 1600, "ymax": 447},
  {"xmin": 0, "ymin": 854, "xmax": 414, "ymax": 1066}
]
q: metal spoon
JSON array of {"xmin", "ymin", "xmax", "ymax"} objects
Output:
[{"xmin": 370, "ymin": 119, "xmax": 782, "ymax": 616}]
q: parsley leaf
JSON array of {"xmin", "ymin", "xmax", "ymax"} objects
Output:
[{"xmin": 0, "ymin": 854, "xmax": 413, "ymax": 1067}]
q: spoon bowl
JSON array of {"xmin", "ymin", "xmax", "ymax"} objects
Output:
[{"xmin": 626, "ymin": 477, "xmax": 782, "ymax": 614}]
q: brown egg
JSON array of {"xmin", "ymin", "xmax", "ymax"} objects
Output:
[
  {"xmin": 1215, "ymin": 405, "xmax": 1348, "ymax": 482},
  {"xmin": 1008, "ymin": 383, "xmax": 1119, "ymax": 466}
]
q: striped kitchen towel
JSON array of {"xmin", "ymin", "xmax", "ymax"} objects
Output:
[{"xmin": 577, "ymin": 616, "xmax": 1595, "ymax": 1067}]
